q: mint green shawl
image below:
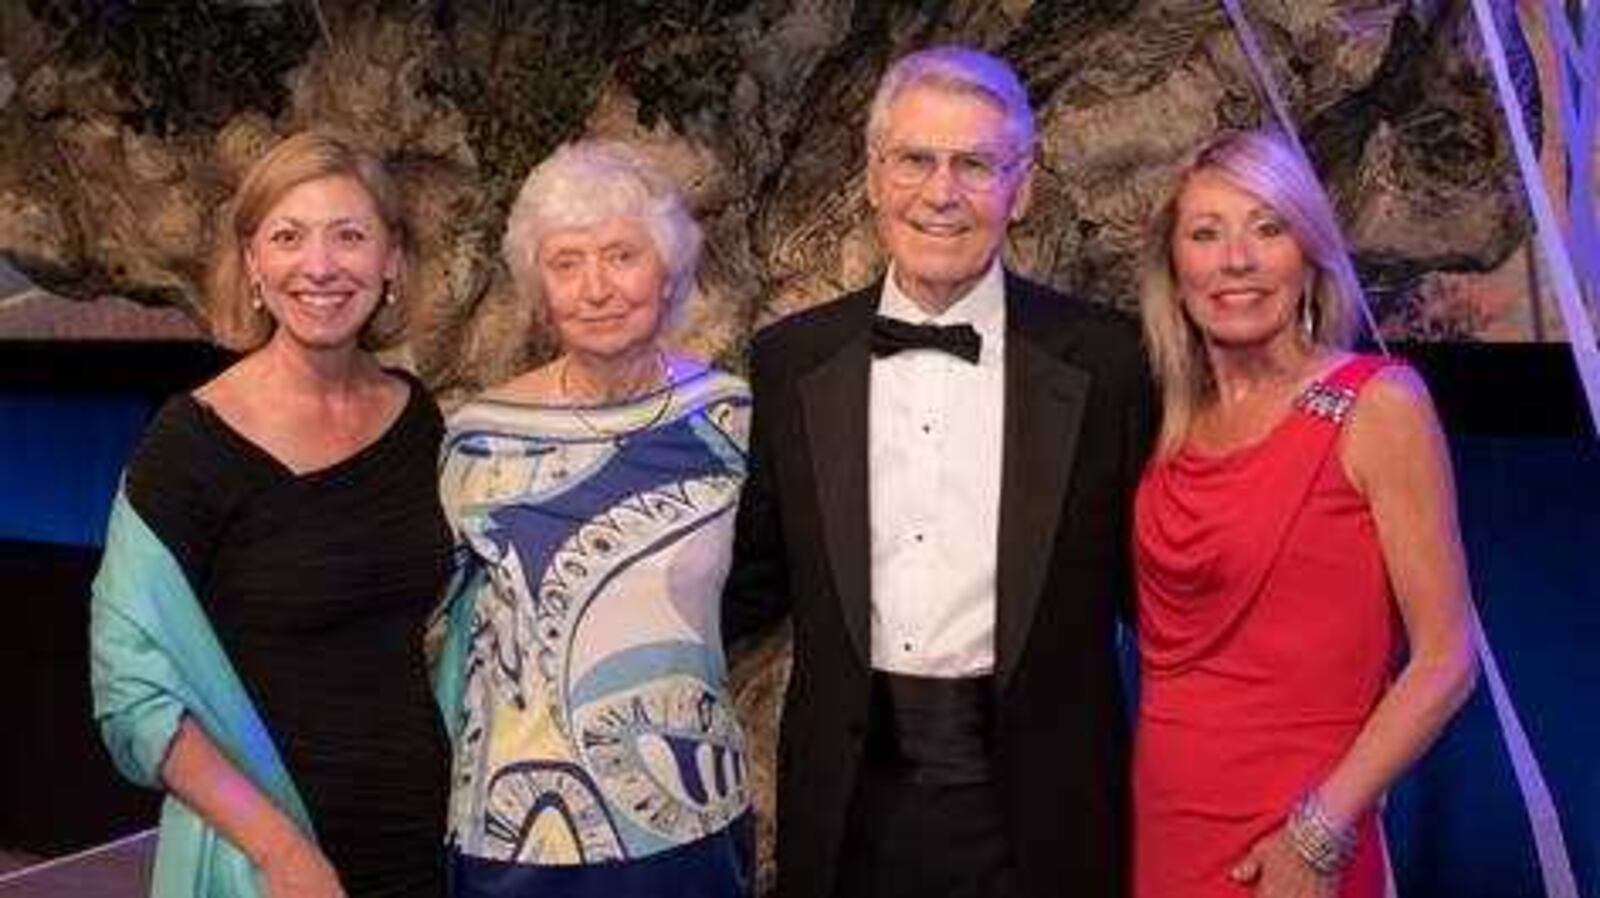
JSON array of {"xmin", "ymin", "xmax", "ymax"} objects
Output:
[{"xmin": 90, "ymin": 488, "xmax": 316, "ymax": 897}]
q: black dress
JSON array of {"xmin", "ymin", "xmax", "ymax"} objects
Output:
[{"xmin": 124, "ymin": 372, "xmax": 450, "ymax": 897}]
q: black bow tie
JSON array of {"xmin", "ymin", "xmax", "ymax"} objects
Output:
[{"xmin": 870, "ymin": 316, "xmax": 982, "ymax": 364}]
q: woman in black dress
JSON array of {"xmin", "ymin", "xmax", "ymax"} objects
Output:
[{"xmin": 91, "ymin": 131, "xmax": 449, "ymax": 897}]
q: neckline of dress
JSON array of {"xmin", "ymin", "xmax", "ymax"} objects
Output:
[
  {"xmin": 186, "ymin": 372, "xmax": 419, "ymax": 481},
  {"xmin": 474, "ymin": 363, "xmax": 713, "ymax": 413},
  {"xmin": 1177, "ymin": 353, "xmax": 1360, "ymax": 464}
]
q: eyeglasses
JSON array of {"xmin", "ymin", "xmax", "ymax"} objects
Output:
[{"xmin": 874, "ymin": 144, "xmax": 1026, "ymax": 193}]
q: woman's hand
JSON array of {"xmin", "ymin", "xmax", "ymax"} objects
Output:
[
  {"xmin": 1230, "ymin": 828, "xmax": 1338, "ymax": 898},
  {"xmin": 159, "ymin": 719, "xmax": 345, "ymax": 897},
  {"xmin": 258, "ymin": 833, "xmax": 346, "ymax": 898}
]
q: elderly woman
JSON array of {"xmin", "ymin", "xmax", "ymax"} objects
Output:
[
  {"xmin": 91, "ymin": 131, "xmax": 450, "ymax": 897},
  {"xmin": 1131, "ymin": 128, "xmax": 1479, "ymax": 898},
  {"xmin": 434, "ymin": 140, "xmax": 752, "ymax": 897}
]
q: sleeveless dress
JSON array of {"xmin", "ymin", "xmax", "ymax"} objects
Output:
[
  {"xmin": 437, "ymin": 366, "xmax": 753, "ymax": 898},
  {"xmin": 1133, "ymin": 355, "xmax": 1400, "ymax": 898},
  {"xmin": 118, "ymin": 372, "xmax": 452, "ymax": 897}
]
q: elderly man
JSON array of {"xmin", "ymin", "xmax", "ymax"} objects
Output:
[{"xmin": 726, "ymin": 46, "xmax": 1152, "ymax": 898}]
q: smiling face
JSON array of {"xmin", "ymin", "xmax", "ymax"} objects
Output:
[
  {"xmin": 537, "ymin": 216, "xmax": 669, "ymax": 363},
  {"xmin": 867, "ymin": 84, "xmax": 1032, "ymax": 314},
  {"xmin": 246, "ymin": 174, "xmax": 399, "ymax": 354},
  {"xmin": 1171, "ymin": 168, "xmax": 1310, "ymax": 351}
]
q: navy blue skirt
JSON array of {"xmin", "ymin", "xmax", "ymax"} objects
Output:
[{"xmin": 449, "ymin": 813, "xmax": 753, "ymax": 898}]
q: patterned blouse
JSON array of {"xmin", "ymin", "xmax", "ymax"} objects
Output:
[{"xmin": 438, "ymin": 364, "xmax": 753, "ymax": 894}]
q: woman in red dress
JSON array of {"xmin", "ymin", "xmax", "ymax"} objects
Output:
[{"xmin": 1132, "ymin": 129, "xmax": 1479, "ymax": 898}]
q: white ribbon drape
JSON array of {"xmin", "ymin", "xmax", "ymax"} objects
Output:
[
  {"xmin": 1223, "ymin": 6, "xmax": 1585, "ymax": 898},
  {"xmin": 1473, "ymin": 0, "xmax": 1600, "ymax": 439}
]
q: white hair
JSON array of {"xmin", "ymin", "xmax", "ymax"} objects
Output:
[
  {"xmin": 865, "ymin": 45, "xmax": 1035, "ymax": 153},
  {"xmin": 502, "ymin": 140, "xmax": 703, "ymax": 325}
]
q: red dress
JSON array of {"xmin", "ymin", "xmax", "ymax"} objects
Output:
[{"xmin": 1133, "ymin": 356, "xmax": 1399, "ymax": 898}]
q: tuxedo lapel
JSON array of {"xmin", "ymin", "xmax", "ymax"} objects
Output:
[
  {"xmin": 797, "ymin": 293, "xmax": 875, "ymax": 665},
  {"xmin": 995, "ymin": 274, "xmax": 1091, "ymax": 690}
]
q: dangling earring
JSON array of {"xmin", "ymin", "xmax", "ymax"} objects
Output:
[
  {"xmin": 1300, "ymin": 289, "xmax": 1316, "ymax": 342},
  {"xmin": 249, "ymin": 281, "xmax": 265, "ymax": 311},
  {"xmin": 381, "ymin": 279, "xmax": 396, "ymax": 306}
]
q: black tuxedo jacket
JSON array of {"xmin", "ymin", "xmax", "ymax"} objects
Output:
[{"xmin": 725, "ymin": 271, "xmax": 1154, "ymax": 898}]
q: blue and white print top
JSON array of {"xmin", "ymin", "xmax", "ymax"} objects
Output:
[{"xmin": 438, "ymin": 363, "xmax": 752, "ymax": 888}]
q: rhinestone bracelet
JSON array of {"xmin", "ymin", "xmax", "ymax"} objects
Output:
[{"xmin": 1286, "ymin": 792, "xmax": 1357, "ymax": 875}]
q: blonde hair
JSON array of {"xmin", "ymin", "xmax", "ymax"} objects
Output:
[
  {"xmin": 207, "ymin": 130, "xmax": 414, "ymax": 352},
  {"xmin": 501, "ymin": 140, "xmax": 702, "ymax": 334},
  {"xmin": 1140, "ymin": 129, "xmax": 1363, "ymax": 456}
]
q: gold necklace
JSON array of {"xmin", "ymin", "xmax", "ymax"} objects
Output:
[{"xmin": 558, "ymin": 351, "xmax": 675, "ymax": 444}]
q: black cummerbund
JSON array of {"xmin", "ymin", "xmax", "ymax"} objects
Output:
[{"xmin": 865, "ymin": 671, "xmax": 996, "ymax": 786}]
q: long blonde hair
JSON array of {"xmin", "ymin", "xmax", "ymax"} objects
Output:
[{"xmin": 1140, "ymin": 129, "xmax": 1363, "ymax": 456}]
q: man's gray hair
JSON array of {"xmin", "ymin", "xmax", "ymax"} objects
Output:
[{"xmin": 865, "ymin": 45, "xmax": 1036, "ymax": 152}]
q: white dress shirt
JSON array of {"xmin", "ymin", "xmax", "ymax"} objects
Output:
[{"xmin": 868, "ymin": 261, "xmax": 1006, "ymax": 676}]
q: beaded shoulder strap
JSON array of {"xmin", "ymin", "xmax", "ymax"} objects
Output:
[{"xmin": 1293, "ymin": 355, "xmax": 1394, "ymax": 426}]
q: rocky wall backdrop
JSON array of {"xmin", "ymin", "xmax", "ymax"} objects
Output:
[{"xmin": 0, "ymin": 0, "xmax": 1552, "ymax": 888}]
